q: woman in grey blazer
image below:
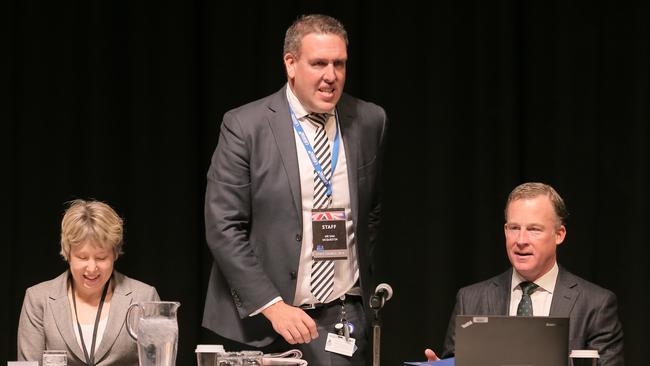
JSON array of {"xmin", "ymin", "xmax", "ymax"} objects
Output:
[{"xmin": 18, "ymin": 200, "xmax": 159, "ymax": 366}]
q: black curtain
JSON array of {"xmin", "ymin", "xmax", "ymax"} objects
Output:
[{"xmin": 3, "ymin": 1, "xmax": 648, "ymax": 365}]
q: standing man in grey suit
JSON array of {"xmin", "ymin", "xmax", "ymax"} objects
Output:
[
  {"xmin": 425, "ymin": 182, "xmax": 624, "ymax": 366},
  {"xmin": 202, "ymin": 14, "xmax": 387, "ymax": 366}
]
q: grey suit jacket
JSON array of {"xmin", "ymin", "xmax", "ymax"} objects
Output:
[
  {"xmin": 202, "ymin": 86, "xmax": 387, "ymax": 347},
  {"xmin": 18, "ymin": 271, "xmax": 159, "ymax": 366},
  {"xmin": 442, "ymin": 267, "xmax": 624, "ymax": 366}
]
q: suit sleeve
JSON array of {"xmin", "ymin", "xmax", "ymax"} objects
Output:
[
  {"xmin": 589, "ymin": 291, "xmax": 624, "ymax": 366},
  {"xmin": 148, "ymin": 286, "xmax": 161, "ymax": 301},
  {"xmin": 205, "ymin": 112, "xmax": 280, "ymax": 316},
  {"xmin": 17, "ymin": 287, "xmax": 45, "ymax": 361},
  {"xmin": 441, "ymin": 290, "xmax": 462, "ymax": 358}
]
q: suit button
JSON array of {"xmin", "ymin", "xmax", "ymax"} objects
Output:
[
  {"xmin": 295, "ymin": 234, "xmax": 302, "ymax": 241},
  {"xmin": 231, "ymin": 289, "xmax": 242, "ymax": 307},
  {"xmin": 290, "ymin": 271, "xmax": 297, "ymax": 280}
]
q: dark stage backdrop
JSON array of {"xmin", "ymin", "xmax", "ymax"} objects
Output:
[{"xmin": 3, "ymin": 1, "xmax": 648, "ymax": 365}]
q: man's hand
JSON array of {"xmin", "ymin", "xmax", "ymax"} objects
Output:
[
  {"xmin": 424, "ymin": 348, "xmax": 440, "ymax": 362},
  {"xmin": 262, "ymin": 301, "xmax": 318, "ymax": 344}
]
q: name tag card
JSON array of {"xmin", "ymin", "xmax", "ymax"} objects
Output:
[
  {"xmin": 311, "ymin": 208, "xmax": 348, "ymax": 260},
  {"xmin": 325, "ymin": 333, "xmax": 356, "ymax": 356}
]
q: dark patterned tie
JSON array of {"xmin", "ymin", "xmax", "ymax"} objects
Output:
[
  {"xmin": 307, "ymin": 112, "xmax": 335, "ymax": 303},
  {"xmin": 517, "ymin": 281, "xmax": 539, "ymax": 316}
]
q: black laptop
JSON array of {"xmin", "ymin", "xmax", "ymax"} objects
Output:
[{"xmin": 455, "ymin": 315, "xmax": 569, "ymax": 366}]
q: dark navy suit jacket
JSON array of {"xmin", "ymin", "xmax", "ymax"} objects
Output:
[{"xmin": 442, "ymin": 267, "xmax": 624, "ymax": 366}]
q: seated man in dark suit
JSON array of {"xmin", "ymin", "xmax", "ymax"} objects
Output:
[{"xmin": 425, "ymin": 182, "xmax": 624, "ymax": 366}]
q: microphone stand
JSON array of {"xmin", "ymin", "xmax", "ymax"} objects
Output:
[{"xmin": 369, "ymin": 294, "xmax": 385, "ymax": 366}]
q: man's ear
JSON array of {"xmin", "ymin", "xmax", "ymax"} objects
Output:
[
  {"xmin": 555, "ymin": 225, "xmax": 566, "ymax": 246},
  {"xmin": 284, "ymin": 53, "xmax": 297, "ymax": 79}
]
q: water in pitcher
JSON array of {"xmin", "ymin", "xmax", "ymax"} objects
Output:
[{"xmin": 137, "ymin": 317, "xmax": 178, "ymax": 366}]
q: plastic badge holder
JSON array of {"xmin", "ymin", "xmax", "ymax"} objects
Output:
[
  {"xmin": 240, "ymin": 351, "xmax": 263, "ymax": 366},
  {"xmin": 217, "ymin": 351, "xmax": 263, "ymax": 366},
  {"xmin": 42, "ymin": 350, "xmax": 67, "ymax": 366}
]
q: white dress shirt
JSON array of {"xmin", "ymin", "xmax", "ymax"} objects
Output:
[
  {"xmin": 286, "ymin": 85, "xmax": 359, "ymax": 306},
  {"xmin": 250, "ymin": 85, "xmax": 359, "ymax": 314},
  {"xmin": 509, "ymin": 262, "xmax": 559, "ymax": 316}
]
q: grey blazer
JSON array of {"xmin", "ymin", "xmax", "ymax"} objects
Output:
[
  {"xmin": 202, "ymin": 86, "xmax": 387, "ymax": 347},
  {"xmin": 442, "ymin": 267, "xmax": 624, "ymax": 366},
  {"xmin": 18, "ymin": 271, "xmax": 159, "ymax": 366}
]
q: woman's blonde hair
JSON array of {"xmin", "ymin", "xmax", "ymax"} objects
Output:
[{"xmin": 60, "ymin": 199, "xmax": 124, "ymax": 261}]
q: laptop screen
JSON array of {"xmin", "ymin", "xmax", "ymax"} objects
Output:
[{"xmin": 455, "ymin": 315, "xmax": 569, "ymax": 366}]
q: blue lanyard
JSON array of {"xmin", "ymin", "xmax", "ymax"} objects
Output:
[{"xmin": 290, "ymin": 106, "xmax": 340, "ymax": 197}]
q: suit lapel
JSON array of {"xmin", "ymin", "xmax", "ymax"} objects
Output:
[
  {"xmin": 267, "ymin": 89, "xmax": 361, "ymax": 225},
  {"xmin": 267, "ymin": 87, "xmax": 302, "ymax": 221},
  {"xmin": 488, "ymin": 270, "xmax": 512, "ymax": 315},
  {"xmin": 49, "ymin": 272, "xmax": 86, "ymax": 362},
  {"xmin": 336, "ymin": 96, "xmax": 360, "ymax": 226},
  {"xmin": 94, "ymin": 273, "xmax": 133, "ymax": 363},
  {"xmin": 550, "ymin": 267, "xmax": 579, "ymax": 317}
]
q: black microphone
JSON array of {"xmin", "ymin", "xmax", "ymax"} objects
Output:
[{"xmin": 369, "ymin": 283, "xmax": 393, "ymax": 310}]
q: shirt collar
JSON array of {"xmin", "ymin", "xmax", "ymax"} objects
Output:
[
  {"xmin": 511, "ymin": 262, "xmax": 559, "ymax": 294},
  {"xmin": 285, "ymin": 83, "xmax": 335, "ymax": 119}
]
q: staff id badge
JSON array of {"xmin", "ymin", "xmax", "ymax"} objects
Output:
[{"xmin": 311, "ymin": 208, "xmax": 348, "ymax": 260}]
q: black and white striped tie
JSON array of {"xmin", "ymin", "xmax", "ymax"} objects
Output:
[{"xmin": 308, "ymin": 112, "xmax": 335, "ymax": 303}]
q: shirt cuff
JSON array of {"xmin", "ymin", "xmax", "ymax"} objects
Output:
[{"xmin": 249, "ymin": 296, "xmax": 283, "ymax": 316}]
